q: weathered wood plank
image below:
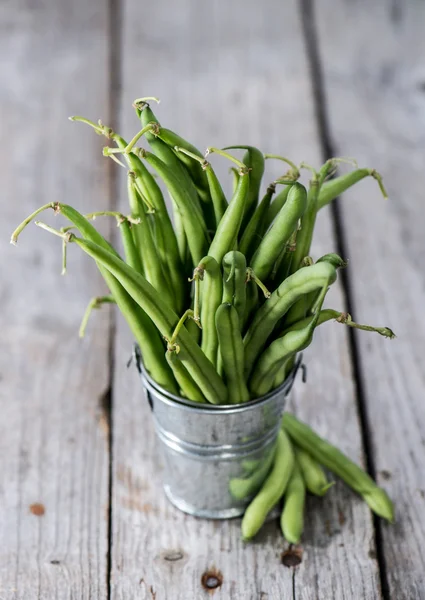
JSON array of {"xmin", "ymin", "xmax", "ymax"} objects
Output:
[
  {"xmin": 315, "ymin": 1, "xmax": 425, "ymax": 598},
  {"xmin": 0, "ymin": 1, "xmax": 111, "ymax": 598},
  {"xmin": 110, "ymin": 0, "xmax": 380, "ymax": 598}
]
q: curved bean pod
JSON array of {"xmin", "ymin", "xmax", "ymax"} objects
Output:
[
  {"xmin": 243, "ymin": 262, "xmax": 337, "ymax": 379},
  {"xmin": 196, "ymin": 256, "xmax": 222, "ymax": 367},
  {"xmin": 282, "ymin": 413, "xmax": 395, "ymax": 522},
  {"xmin": 224, "ymin": 146, "xmax": 265, "ymax": 231},
  {"xmin": 295, "ymin": 447, "xmax": 334, "ymax": 496},
  {"xmin": 208, "ymin": 165, "xmax": 250, "ymax": 264},
  {"xmin": 222, "ymin": 251, "xmax": 247, "ymax": 327},
  {"xmin": 317, "ymin": 168, "xmax": 387, "ymax": 211},
  {"xmin": 251, "ymin": 183, "xmax": 307, "ymax": 281},
  {"xmin": 241, "ymin": 429, "xmax": 294, "ymax": 540},
  {"xmin": 216, "ymin": 303, "xmax": 250, "ymax": 404},
  {"xmin": 280, "ymin": 458, "xmax": 306, "ymax": 544},
  {"xmin": 165, "ymin": 349, "xmax": 205, "ymax": 403}
]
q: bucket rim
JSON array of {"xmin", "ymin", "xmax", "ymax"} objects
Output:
[{"xmin": 133, "ymin": 345, "xmax": 302, "ymax": 414}]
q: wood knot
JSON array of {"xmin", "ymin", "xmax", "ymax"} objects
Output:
[
  {"xmin": 281, "ymin": 547, "xmax": 303, "ymax": 567},
  {"xmin": 201, "ymin": 568, "xmax": 223, "ymax": 592},
  {"xmin": 29, "ymin": 503, "xmax": 45, "ymax": 516}
]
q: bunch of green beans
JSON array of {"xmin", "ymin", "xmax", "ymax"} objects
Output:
[{"xmin": 12, "ymin": 99, "xmax": 395, "ymax": 537}]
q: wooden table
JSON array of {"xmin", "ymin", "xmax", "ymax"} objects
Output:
[{"xmin": 2, "ymin": 1, "xmax": 424, "ymax": 598}]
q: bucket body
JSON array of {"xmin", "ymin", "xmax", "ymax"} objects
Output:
[{"xmin": 138, "ymin": 357, "xmax": 298, "ymax": 519}]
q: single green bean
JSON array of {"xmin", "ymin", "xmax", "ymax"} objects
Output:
[
  {"xmin": 216, "ymin": 303, "xmax": 250, "ymax": 404},
  {"xmin": 280, "ymin": 458, "xmax": 306, "ymax": 544},
  {"xmin": 282, "ymin": 413, "xmax": 394, "ymax": 521},
  {"xmin": 222, "ymin": 251, "xmax": 247, "ymax": 327},
  {"xmin": 166, "ymin": 349, "xmax": 205, "ymax": 403},
  {"xmin": 241, "ymin": 429, "xmax": 294, "ymax": 540},
  {"xmin": 195, "ymin": 256, "xmax": 222, "ymax": 367},
  {"xmin": 208, "ymin": 160, "xmax": 250, "ymax": 264},
  {"xmin": 239, "ymin": 183, "xmax": 276, "ymax": 261},
  {"xmin": 224, "ymin": 146, "xmax": 264, "ymax": 231},
  {"xmin": 251, "ymin": 183, "xmax": 307, "ymax": 281},
  {"xmin": 271, "ymin": 227, "xmax": 298, "ymax": 285},
  {"xmin": 295, "ymin": 447, "xmax": 334, "ymax": 497},
  {"xmin": 289, "ymin": 161, "xmax": 335, "ymax": 275},
  {"xmin": 263, "ymin": 185, "xmax": 292, "ymax": 232},
  {"xmin": 243, "ymin": 262, "xmax": 337, "ymax": 379},
  {"xmin": 66, "ymin": 234, "xmax": 228, "ymax": 404},
  {"xmin": 317, "ymin": 168, "xmax": 387, "ymax": 211}
]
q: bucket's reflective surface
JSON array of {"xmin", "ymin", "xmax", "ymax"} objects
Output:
[{"xmin": 138, "ymin": 355, "xmax": 299, "ymax": 519}]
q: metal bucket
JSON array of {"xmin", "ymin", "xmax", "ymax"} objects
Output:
[{"xmin": 135, "ymin": 348, "xmax": 300, "ymax": 519}]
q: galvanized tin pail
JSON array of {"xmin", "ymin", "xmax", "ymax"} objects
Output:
[{"xmin": 135, "ymin": 347, "xmax": 300, "ymax": 519}]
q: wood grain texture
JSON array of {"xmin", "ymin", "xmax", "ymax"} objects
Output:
[
  {"xmin": 315, "ymin": 1, "xmax": 425, "ymax": 598},
  {"xmin": 0, "ymin": 1, "xmax": 111, "ymax": 598},
  {"xmin": 110, "ymin": 1, "xmax": 380, "ymax": 598}
]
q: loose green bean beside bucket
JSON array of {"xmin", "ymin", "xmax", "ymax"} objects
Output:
[{"xmin": 12, "ymin": 97, "xmax": 396, "ymax": 545}]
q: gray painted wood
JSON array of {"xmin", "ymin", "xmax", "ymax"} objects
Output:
[
  {"xmin": 111, "ymin": 1, "xmax": 380, "ymax": 598},
  {"xmin": 315, "ymin": 1, "xmax": 425, "ymax": 598},
  {"xmin": 0, "ymin": 1, "xmax": 111, "ymax": 598}
]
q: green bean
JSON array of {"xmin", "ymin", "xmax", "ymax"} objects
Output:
[
  {"xmin": 241, "ymin": 429, "xmax": 294, "ymax": 540},
  {"xmin": 249, "ymin": 283, "xmax": 328, "ymax": 396},
  {"xmin": 165, "ymin": 349, "xmax": 205, "ymax": 403},
  {"xmin": 127, "ymin": 173, "xmax": 174, "ymax": 298},
  {"xmin": 174, "ymin": 147, "xmax": 228, "ymax": 228},
  {"xmin": 262, "ymin": 155, "xmax": 300, "ymax": 231},
  {"xmin": 194, "ymin": 256, "xmax": 222, "ymax": 367},
  {"xmin": 289, "ymin": 161, "xmax": 336, "ymax": 275},
  {"xmin": 229, "ymin": 445, "xmax": 276, "ymax": 500},
  {"xmin": 280, "ymin": 458, "xmax": 306, "ymax": 544},
  {"xmin": 216, "ymin": 303, "xmax": 250, "ymax": 404},
  {"xmin": 271, "ymin": 227, "xmax": 298, "ymax": 285},
  {"xmin": 250, "ymin": 183, "xmax": 307, "ymax": 281},
  {"xmin": 79, "ymin": 295, "xmax": 115, "ymax": 338},
  {"xmin": 224, "ymin": 146, "xmax": 264, "ymax": 231},
  {"xmin": 244, "ymin": 262, "xmax": 337, "ymax": 379},
  {"xmin": 207, "ymin": 152, "xmax": 250, "ymax": 264},
  {"xmin": 60, "ymin": 232, "xmax": 228, "ymax": 404},
  {"xmin": 295, "ymin": 447, "xmax": 334, "ymax": 497},
  {"xmin": 282, "ymin": 414, "xmax": 394, "ymax": 522},
  {"xmin": 137, "ymin": 148, "xmax": 209, "ymax": 265},
  {"xmin": 284, "ymin": 253, "xmax": 346, "ymax": 328},
  {"xmin": 239, "ymin": 183, "xmax": 276, "ymax": 261},
  {"xmin": 222, "ymin": 251, "xmax": 247, "ymax": 327},
  {"xmin": 263, "ymin": 185, "xmax": 292, "ymax": 232},
  {"xmin": 317, "ymin": 168, "xmax": 387, "ymax": 211}
]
